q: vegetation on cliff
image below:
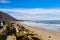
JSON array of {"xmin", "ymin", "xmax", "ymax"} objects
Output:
[{"xmin": 0, "ymin": 22, "xmax": 43, "ymax": 40}]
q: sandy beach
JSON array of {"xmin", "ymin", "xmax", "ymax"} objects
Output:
[{"xmin": 22, "ymin": 24, "xmax": 60, "ymax": 40}]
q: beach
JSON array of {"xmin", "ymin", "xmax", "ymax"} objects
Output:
[
  {"xmin": 17, "ymin": 21, "xmax": 60, "ymax": 32},
  {"xmin": 17, "ymin": 22, "xmax": 60, "ymax": 40},
  {"xmin": 23, "ymin": 24, "xmax": 60, "ymax": 40}
]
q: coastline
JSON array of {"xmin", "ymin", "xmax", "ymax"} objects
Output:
[
  {"xmin": 18, "ymin": 22, "xmax": 60, "ymax": 40},
  {"xmin": 17, "ymin": 21, "xmax": 60, "ymax": 32}
]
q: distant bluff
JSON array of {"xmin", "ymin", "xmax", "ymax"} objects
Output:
[{"xmin": 0, "ymin": 11, "xmax": 17, "ymax": 21}]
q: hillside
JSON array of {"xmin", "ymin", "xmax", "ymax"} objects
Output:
[{"xmin": 0, "ymin": 11, "xmax": 17, "ymax": 21}]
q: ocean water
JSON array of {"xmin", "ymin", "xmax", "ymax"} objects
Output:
[
  {"xmin": 18, "ymin": 20, "xmax": 60, "ymax": 32},
  {"xmin": 33, "ymin": 20, "xmax": 60, "ymax": 24}
]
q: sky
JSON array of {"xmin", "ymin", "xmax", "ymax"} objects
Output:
[{"xmin": 0, "ymin": 0, "xmax": 60, "ymax": 20}]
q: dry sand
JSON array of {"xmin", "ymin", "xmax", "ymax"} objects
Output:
[{"xmin": 23, "ymin": 25, "xmax": 60, "ymax": 40}]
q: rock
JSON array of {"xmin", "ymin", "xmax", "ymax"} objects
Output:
[
  {"xmin": 6, "ymin": 35, "xmax": 16, "ymax": 40},
  {"xmin": 0, "ymin": 22, "xmax": 43, "ymax": 40}
]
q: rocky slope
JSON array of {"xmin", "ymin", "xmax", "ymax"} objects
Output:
[{"xmin": 0, "ymin": 22, "xmax": 43, "ymax": 40}]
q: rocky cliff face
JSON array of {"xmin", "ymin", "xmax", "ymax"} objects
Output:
[
  {"xmin": 0, "ymin": 11, "xmax": 17, "ymax": 21},
  {"xmin": 0, "ymin": 22, "xmax": 43, "ymax": 40}
]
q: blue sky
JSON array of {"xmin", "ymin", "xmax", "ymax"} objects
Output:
[
  {"xmin": 0, "ymin": 0, "xmax": 60, "ymax": 20},
  {"xmin": 0, "ymin": 0, "xmax": 60, "ymax": 8}
]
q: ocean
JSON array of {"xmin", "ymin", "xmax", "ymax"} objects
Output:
[
  {"xmin": 33, "ymin": 20, "xmax": 60, "ymax": 24},
  {"xmin": 18, "ymin": 20, "xmax": 60, "ymax": 32}
]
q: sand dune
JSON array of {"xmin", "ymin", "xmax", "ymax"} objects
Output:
[{"xmin": 23, "ymin": 25, "xmax": 60, "ymax": 40}]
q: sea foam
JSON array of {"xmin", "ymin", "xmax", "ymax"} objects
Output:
[{"xmin": 18, "ymin": 21, "xmax": 60, "ymax": 32}]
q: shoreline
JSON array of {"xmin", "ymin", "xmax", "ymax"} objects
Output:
[
  {"xmin": 17, "ymin": 21, "xmax": 60, "ymax": 32},
  {"xmin": 18, "ymin": 23, "xmax": 60, "ymax": 40}
]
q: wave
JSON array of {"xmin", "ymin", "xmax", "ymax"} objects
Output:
[{"xmin": 18, "ymin": 21, "xmax": 60, "ymax": 32}]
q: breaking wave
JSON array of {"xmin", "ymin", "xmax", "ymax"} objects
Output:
[{"xmin": 18, "ymin": 21, "xmax": 60, "ymax": 32}]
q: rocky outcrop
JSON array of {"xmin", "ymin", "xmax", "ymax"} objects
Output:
[{"xmin": 0, "ymin": 22, "xmax": 43, "ymax": 40}]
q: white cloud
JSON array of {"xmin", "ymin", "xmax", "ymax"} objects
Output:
[
  {"xmin": 12, "ymin": 15, "xmax": 60, "ymax": 20},
  {"xmin": 0, "ymin": 8, "xmax": 60, "ymax": 14},
  {"xmin": 0, "ymin": 8, "xmax": 60, "ymax": 20},
  {"xmin": 0, "ymin": 0, "xmax": 10, "ymax": 3}
]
